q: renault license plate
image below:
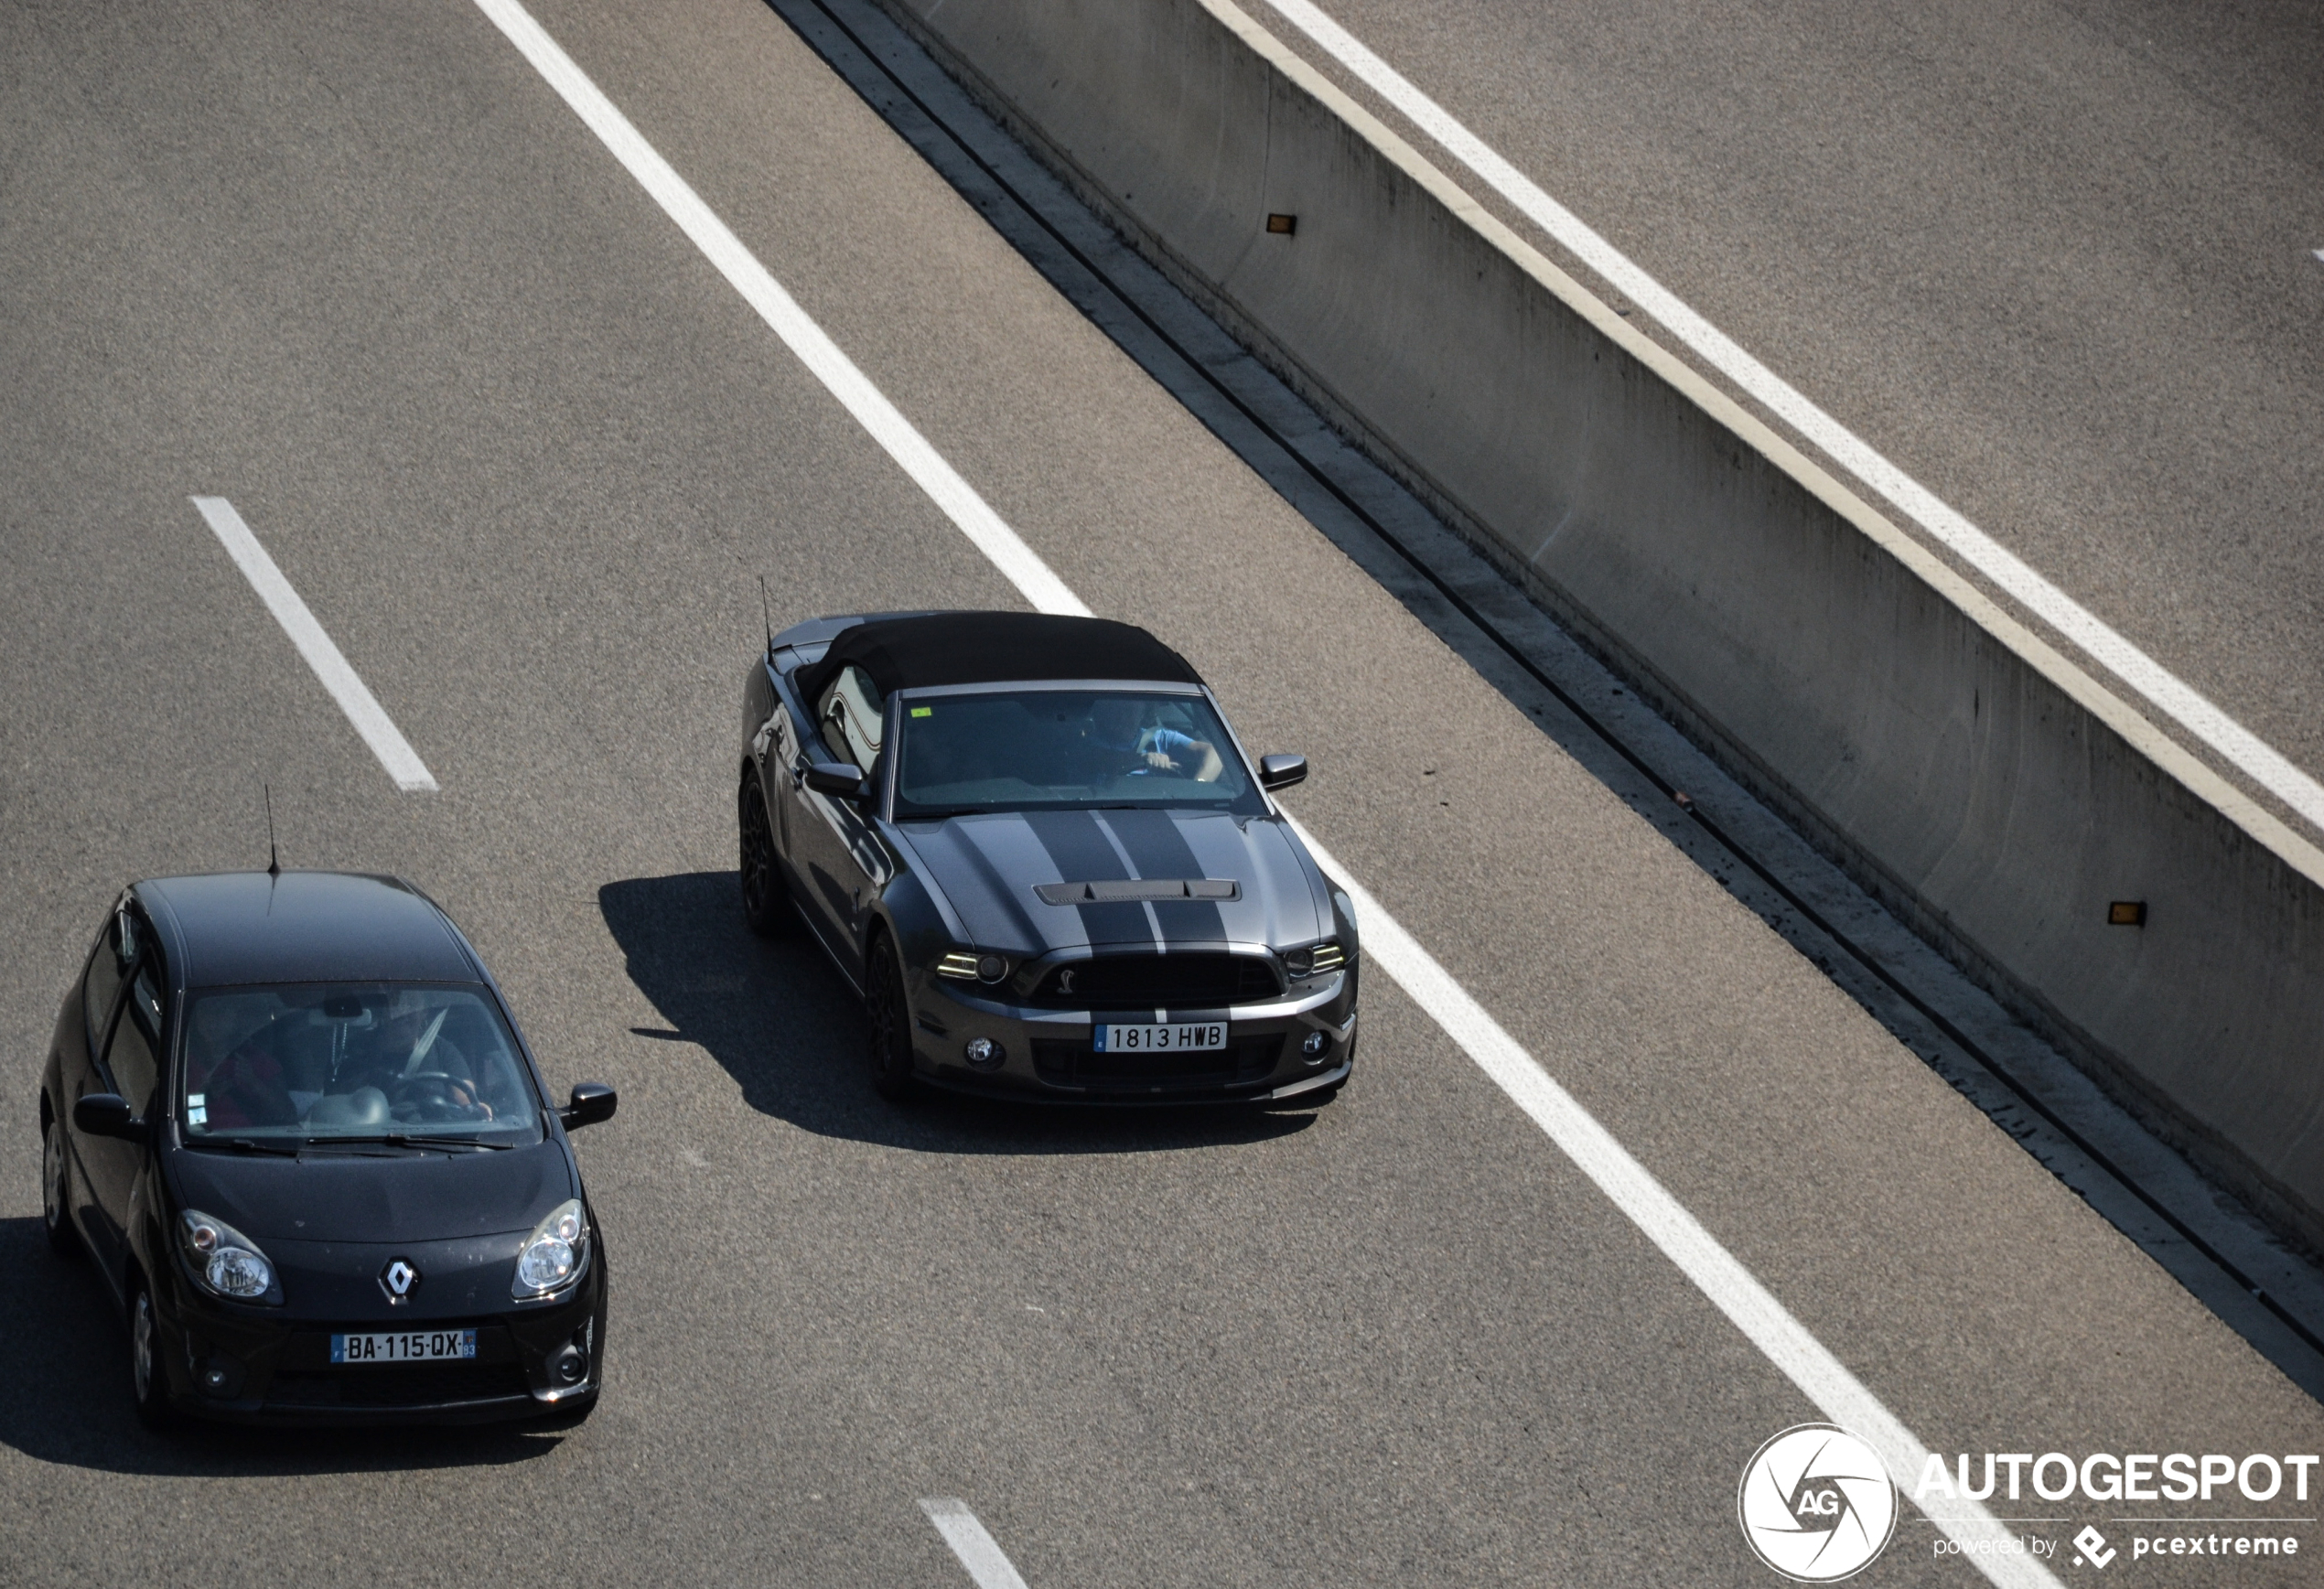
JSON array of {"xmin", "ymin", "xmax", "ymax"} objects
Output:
[
  {"xmin": 331, "ymin": 1328, "xmax": 477, "ymax": 1365},
  {"xmin": 1093, "ymin": 1021, "xmax": 1226, "ymax": 1053}
]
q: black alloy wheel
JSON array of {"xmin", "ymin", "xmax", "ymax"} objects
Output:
[
  {"xmin": 863, "ymin": 932, "xmax": 920, "ymax": 1103},
  {"xmin": 129, "ymin": 1283, "xmax": 172, "ymax": 1431},
  {"xmin": 738, "ymin": 770, "xmax": 787, "ymax": 938},
  {"xmin": 41, "ymin": 1111, "xmax": 75, "ymax": 1258}
]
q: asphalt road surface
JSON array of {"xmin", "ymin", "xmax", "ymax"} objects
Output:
[
  {"xmin": 2, "ymin": 2, "xmax": 2319, "ymax": 1586},
  {"xmin": 1258, "ymin": 0, "xmax": 2324, "ymax": 830}
]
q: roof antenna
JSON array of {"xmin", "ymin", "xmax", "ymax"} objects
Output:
[
  {"xmin": 759, "ymin": 574, "xmax": 775, "ymax": 661},
  {"xmin": 264, "ymin": 783, "xmax": 281, "ymax": 878}
]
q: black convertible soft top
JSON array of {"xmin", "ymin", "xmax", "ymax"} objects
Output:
[{"xmin": 797, "ymin": 612, "xmax": 1202, "ymax": 704}]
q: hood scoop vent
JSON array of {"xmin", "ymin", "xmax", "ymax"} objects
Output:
[{"xmin": 1035, "ymin": 878, "xmax": 1241, "ymax": 905}]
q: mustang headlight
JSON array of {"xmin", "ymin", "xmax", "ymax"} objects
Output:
[
  {"xmin": 937, "ymin": 950, "xmax": 1009, "ymax": 984},
  {"xmin": 179, "ymin": 1209, "xmax": 280, "ymax": 1303},
  {"xmin": 513, "ymin": 1198, "xmax": 589, "ymax": 1299},
  {"xmin": 1283, "ymin": 939, "xmax": 1346, "ymax": 980}
]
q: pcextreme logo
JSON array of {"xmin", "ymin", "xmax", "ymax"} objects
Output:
[{"xmin": 1738, "ymin": 1424, "xmax": 1899, "ymax": 1582}]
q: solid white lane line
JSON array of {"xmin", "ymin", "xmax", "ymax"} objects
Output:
[
  {"xmin": 479, "ymin": 8, "xmax": 2051, "ymax": 1584},
  {"xmin": 920, "ymin": 1498, "xmax": 1033, "ymax": 1589},
  {"xmin": 1247, "ymin": 0, "xmax": 2324, "ymax": 836},
  {"xmin": 189, "ymin": 497, "xmax": 438, "ymax": 791},
  {"xmin": 468, "ymin": 0, "xmax": 1088, "ymax": 622},
  {"xmin": 1283, "ymin": 815, "xmax": 2052, "ymax": 1587}
]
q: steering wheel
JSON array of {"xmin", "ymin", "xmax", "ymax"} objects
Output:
[{"xmin": 388, "ymin": 1072, "xmax": 488, "ymax": 1121}]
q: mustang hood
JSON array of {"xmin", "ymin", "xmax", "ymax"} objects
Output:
[
  {"xmin": 168, "ymin": 1137, "xmax": 573, "ymax": 1243},
  {"xmin": 900, "ymin": 807, "xmax": 1329, "ymax": 957}
]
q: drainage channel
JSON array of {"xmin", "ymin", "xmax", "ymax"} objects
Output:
[{"xmin": 764, "ymin": 0, "xmax": 2324, "ymax": 1397}]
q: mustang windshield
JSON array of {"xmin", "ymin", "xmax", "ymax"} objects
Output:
[
  {"xmin": 895, "ymin": 690, "xmax": 1266, "ymax": 819},
  {"xmin": 179, "ymin": 983, "xmax": 542, "ymax": 1143}
]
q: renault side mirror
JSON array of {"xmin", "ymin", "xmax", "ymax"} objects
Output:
[
  {"xmin": 803, "ymin": 761, "xmax": 868, "ymax": 800},
  {"xmin": 73, "ymin": 1092, "xmax": 145, "ymax": 1142},
  {"xmin": 561, "ymin": 1083, "xmax": 618, "ymax": 1132},
  {"xmin": 1258, "ymin": 754, "xmax": 1308, "ymax": 791}
]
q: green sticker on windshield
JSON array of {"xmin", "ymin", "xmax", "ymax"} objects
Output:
[{"xmin": 910, "ymin": 706, "xmax": 932, "ymax": 717}]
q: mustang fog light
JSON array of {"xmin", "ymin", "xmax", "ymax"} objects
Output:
[
  {"xmin": 513, "ymin": 1198, "xmax": 589, "ymax": 1299},
  {"xmin": 1301, "ymin": 1030, "xmax": 1331, "ymax": 1061},
  {"xmin": 179, "ymin": 1209, "xmax": 280, "ymax": 1303},
  {"xmin": 975, "ymin": 954, "xmax": 1007, "ymax": 983},
  {"xmin": 963, "ymin": 1036, "xmax": 1006, "ymax": 1070}
]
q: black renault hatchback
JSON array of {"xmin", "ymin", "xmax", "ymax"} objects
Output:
[{"xmin": 38, "ymin": 872, "xmax": 615, "ymax": 1427}]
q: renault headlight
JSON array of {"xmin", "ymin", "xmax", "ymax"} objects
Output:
[
  {"xmin": 179, "ymin": 1209, "xmax": 280, "ymax": 1303},
  {"xmin": 513, "ymin": 1198, "xmax": 589, "ymax": 1299}
]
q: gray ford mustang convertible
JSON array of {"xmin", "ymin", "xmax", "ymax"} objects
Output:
[{"xmin": 737, "ymin": 611, "xmax": 1357, "ymax": 1104}]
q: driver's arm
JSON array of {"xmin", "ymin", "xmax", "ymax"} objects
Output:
[{"xmin": 1189, "ymin": 740, "xmax": 1224, "ymax": 782}]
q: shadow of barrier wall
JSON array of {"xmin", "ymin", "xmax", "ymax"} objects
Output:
[{"xmin": 867, "ymin": 0, "xmax": 2324, "ymax": 1251}]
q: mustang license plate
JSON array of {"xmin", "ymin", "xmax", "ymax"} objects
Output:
[
  {"xmin": 331, "ymin": 1329, "xmax": 478, "ymax": 1365},
  {"xmin": 1093, "ymin": 1021, "xmax": 1227, "ymax": 1053}
]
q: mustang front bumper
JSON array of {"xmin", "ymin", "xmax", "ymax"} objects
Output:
[{"xmin": 910, "ymin": 963, "xmax": 1358, "ymax": 1102}]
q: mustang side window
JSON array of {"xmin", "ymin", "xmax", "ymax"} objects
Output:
[{"xmin": 817, "ymin": 664, "xmax": 885, "ymax": 772}]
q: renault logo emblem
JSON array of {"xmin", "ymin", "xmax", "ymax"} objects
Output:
[{"xmin": 380, "ymin": 1258, "xmax": 420, "ymax": 1304}]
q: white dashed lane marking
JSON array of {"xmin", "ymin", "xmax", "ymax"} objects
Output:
[
  {"xmin": 190, "ymin": 496, "xmax": 437, "ymax": 791},
  {"xmin": 920, "ymin": 1498, "xmax": 1033, "ymax": 1589}
]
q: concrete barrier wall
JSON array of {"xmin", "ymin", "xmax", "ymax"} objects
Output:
[{"xmin": 876, "ymin": 0, "xmax": 2324, "ymax": 1249}]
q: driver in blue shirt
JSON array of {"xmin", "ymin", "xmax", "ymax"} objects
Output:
[{"xmin": 1088, "ymin": 698, "xmax": 1224, "ymax": 782}]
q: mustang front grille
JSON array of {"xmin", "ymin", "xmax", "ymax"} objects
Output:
[{"xmin": 1025, "ymin": 952, "xmax": 1280, "ymax": 1009}]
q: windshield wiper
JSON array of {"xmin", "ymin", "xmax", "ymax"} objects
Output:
[
  {"xmin": 307, "ymin": 1133, "xmax": 513, "ymax": 1153},
  {"xmin": 186, "ymin": 1136, "xmax": 301, "ymax": 1157}
]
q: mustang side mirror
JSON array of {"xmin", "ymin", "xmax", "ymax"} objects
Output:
[
  {"xmin": 561, "ymin": 1083, "xmax": 618, "ymax": 1132},
  {"xmin": 803, "ymin": 761, "xmax": 868, "ymax": 800},
  {"xmin": 1258, "ymin": 754, "xmax": 1308, "ymax": 791},
  {"xmin": 73, "ymin": 1092, "xmax": 144, "ymax": 1142}
]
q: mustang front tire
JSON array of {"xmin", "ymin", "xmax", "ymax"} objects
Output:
[
  {"xmin": 738, "ymin": 770, "xmax": 789, "ymax": 939},
  {"xmin": 864, "ymin": 932, "xmax": 920, "ymax": 1103}
]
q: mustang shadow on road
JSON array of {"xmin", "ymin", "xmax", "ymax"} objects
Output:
[{"xmin": 598, "ymin": 872, "xmax": 1317, "ymax": 1155}]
